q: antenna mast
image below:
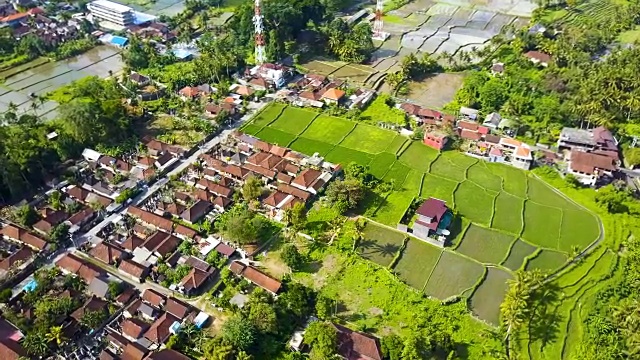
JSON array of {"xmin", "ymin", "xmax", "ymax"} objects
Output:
[
  {"xmin": 372, "ymin": 0, "xmax": 389, "ymax": 41},
  {"xmin": 253, "ymin": 0, "xmax": 266, "ymax": 64}
]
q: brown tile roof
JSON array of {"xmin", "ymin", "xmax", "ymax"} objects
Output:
[
  {"xmin": 194, "ymin": 188, "xmax": 212, "ymax": 202},
  {"xmin": 158, "ymin": 202, "xmax": 185, "ymax": 216},
  {"xmin": 71, "ymin": 296, "xmax": 108, "ymax": 322},
  {"xmin": 180, "ymin": 268, "xmax": 211, "ymax": 292},
  {"xmin": 142, "ymin": 289, "xmax": 166, "ymax": 307},
  {"xmin": 234, "ymin": 85, "xmax": 254, "ymax": 97},
  {"xmin": 321, "ymin": 88, "xmax": 346, "ymax": 101},
  {"xmin": 66, "ymin": 207, "xmax": 94, "ymax": 226},
  {"xmin": 196, "ymin": 179, "xmax": 233, "ymax": 197},
  {"xmin": 299, "ymin": 90, "xmax": 320, "ymax": 101},
  {"xmin": 212, "ymin": 196, "xmax": 232, "ymax": 210},
  {"xmin": 133, "ymin": 224, "xmax": 152, "ymax": 238},
  {"xmin": 261, "ymin": 155, "xmax": 284, "ymax": 169},
  {"xmin": 89, "ymin": 241, "xmax": 126, "ymax": 264},
  {"xmin": 106, "ymin": 329, "xmax": 130, "ymax": 349},
  {"xmin": 277, "ymin": 183, "xmax": 311, "ymax": 202},
  {"xmin": 39, "ymin": 207, "xmax": 67, "ymax": 223},
  {"xmin": 122, "ymin": 318, "xmax": 149, "ymax": 339},
  {"xmin": 122, "ymin": 342, "xmax": 148, "ymax": 360},
  {"xmin": 174, "ymin": 224, "xmax": 197, "ymax": 239},
  {"xmin": 0, "ymin": 339, "xmax": 27, "ymax": 360},
  {"xmin": 460, "ymin": 129, "xmax": 482, "ymax": 141},
  {"xmin": 246, "ymin": 152, "xmax": 270, "ymax": 166},
  {"xmin": 144, "ymin": 312, "xmax": 179, "ymax": 344},
  {"xmin": 184, "ymin": 256, "xmax": 211, "ymax": 272},
  {"xmin": 127, "ymin": 206, "xmax": 173, "ymax": 231},
  {"xmin": 269, "ymin": 145, "xmax": 288, "ymax": 157},
  {"xmin": 570, "ymin": 150, "xmax": 617, "ymax": 174},
  {"xmin": 254, "ymin": 140, "xmax": 272, "ymax": 152},
  {"xmin": 276, "ymin": 172, "xmax": 293, "ymax": 184},
  {"xmin": 66, "ymin": 185, "xmax": 90, "ymax": 201},
  {"xmin": 0, "ymin": 247, "xmax": 34, "ymax": 270},
  {"xmin": 243, "ymin": 162, "xmax": 276, "ymax": 179},
  {"xmin": 291, "ymin": 168, "xmax": 322, "ymax": 188},
  {"xmin": 180, "ymin": 200, "xmax": 212, "ymax": 223},
  {"xmin": 214, "ymin": 242, "xmax": 236, "ymax": 257},
  {"xmin": 400, "ymin": 102, "xmax": 421, "ymax": 116},
  {"xmin": 118, "ymin": 259, "xmax": 149, "ymax": 279},
  {"xmin": 457, "ymin": 120, "xmax": 479, "ymax": 131},
  {"xmin": 333, "ymin": 323, "xmax": 382, "ymax": 360},
  {"xmin": 174, "ymin": 191, "xmax": 191, "ymax": 202},
  {"xmin": 138, "ymin": 156, "xmax": 155, "ymax": 167},
  {"xmin": 242, "ymin": 266, "xmax": 281, "ymax": 294},
  {"xmin": 116, "ymin": 285, "xmax": 136, "ymax": 305},
  {"xmin": 122, "ymin": 234, "xmax": 145, "ymax": 251},
  {"xmin": 281, "ymin": 196, "xmax": 303, "ymax": 210},
  {"xmin": 0, "ymin": 224, "xmax": 48, "ymax": 250},
  {"xmin": 147, "ymin": 349, "xmax": 191, "ymax": 360},
  {"xmin": 55, "ymin": 253, "xmax": 104, "ymax": 283},
  {"xmin": 100, "ymin": 349, "xmax": 118, "ymax": 360},
  {"xmin": 524, "ymin": 50, "xmax": 552, "ymax": 63},
  {"xmin": 484, "ymin": 134, "xmax": 500, "ymax": 144},
  {"xmin": 263, "ymin": 191, "xmax": 289, "ymax": 208},
  {"xmin": 165, "ymin": 297, "xmax": 192, "ymax": 320},
  {"xmin": 229, "ymin": 261, "xmax": 246, "ymax": 275},
  {"xmin": 178, "ymin": 86, "xmax": 199, "ymax": 98}
]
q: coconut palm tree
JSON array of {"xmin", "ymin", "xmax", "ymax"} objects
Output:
[
  {"xmin": 46, "ymin": 325, "xmax": 66, "ymax": 347},
  {"xmin": 23, "ymin": 332, "xmax": 49, "ymax": 357}
]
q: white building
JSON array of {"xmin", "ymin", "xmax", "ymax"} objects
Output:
[{"xmin": 87, "ymin": 0, "xmax": 134, "ymax": 26}]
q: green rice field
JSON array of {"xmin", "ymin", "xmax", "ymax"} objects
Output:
[{"xmin": 242, "ymin": 102, "xmax": 603, "ymax": 325}]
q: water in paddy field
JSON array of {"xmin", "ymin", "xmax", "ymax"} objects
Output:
[{"xmin": 0, "ymin": 45, "xmax": 123, "ymax": 121}]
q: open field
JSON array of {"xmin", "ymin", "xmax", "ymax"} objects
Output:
[
  {"xmin": 491, "ymin": 192, "xmax": 524, "ymax": 234},
  {"xmin": 468, "ymin": 162, "xmax": 503, "ymax": 193},
  {"xmin": 420, "ymin": 174, "xmax": 457, "ymax": 205},
  {"xmin": 525, "ymin": 249, "xmax": 568, "ymax": 272},
  {"xmin": 455, "ymin": 225, "xmax": 515, "ymax": 264},
  {"xmin": 469, "ymin": 267, "xmax": 513, "ymax": 324},
  {"xmin": 522, "ymin": 201, "xmax": 562, "ymax": 249},
  {"xmin": 455, "ymin": 181, "xmax": 496, "ymax": 226},
  {"xmin": 405, "ymin": 73, "xmax": 466, "ymax": 109},
  {"xmin": 369, "ymin": 153, "xmax": 397, "ymax": 179},
  {"xmin": 339, "ymin": 125, "xmax": 400, "ymax": 154},
  {"xmin": 393, "ymin": 238, "xmax": 442, "ymax": 289},
  {"xmin": 358, "ymin": 223, "xmax": 406, "ymax": 267},
  {"xmin": 269, "ymin": 107, "xmax": 317, "ymax": 134},
  {"xmin": 251, "ymin": 102, "xmax": 286, "ymax": 127},
  {"xmin": 300, "ymin": 115, "xmax": 354, "ymax": 144},
  {"xmin": 398, "ymin": 142, "xmax": 439, "ymax": 172},
  {"xmin": 255, "ymin": 127, "xmax": 297, "ymax": 147}
]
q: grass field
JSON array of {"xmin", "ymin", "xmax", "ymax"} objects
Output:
[
  {"xmin": 525, "ymin": 249, "xmax": 568, "ymax": 272},
  {"xmin": 487, "ymin": 162, "xmax": 527, "ymax": 198},
  {"xmin": 241, "ymin": 124, "xmax": 262, "ymax": 136},
  {"xmin": 325, "ymin": 146, "xmax": 373, "ymax": 167},
  {"xmin": 455, "ymin": 181, "xmax": 496, "ymax": 226},
  {"xmin": 339, "ymin": 124, "xmax": 399, "ymax": 154},
  {"xmin": 251, "ymin": 102, "xmax": 286, "ymax": 127},
  {"xmin": 424, "ymin": 251, "xmax": 485, "ymax": 299},
  {"xmin": 528, "ymin": 177, "xmax": 579, "ymax": 210},
  {"xmin": 386, "ymin": 136, "xmax": 409, "ymax": 154},
  {"xmin": 373, "ymin": 170, "xmax": 423, "ymax": 226},
  {"xmin": 398, "ymin": 142, "xmax": 439, "ymax": 172},
  {"xmin": 502, "ymin": 239, "xmax": 537, "ymax": 271},
  {"xmin": 491, "ymin": 192, "xmax": 525, "ymax": 235},
  {"xmin": 467, "ymin": 162, "xmax": 503, "ymax": 192},
  {"xmin": 430, "ymin": 155, "xmax": 469, "ymax": 182},
  {"xmin": 269, "ymin": 107, "xmax": 318, "ymax": 134},
  {"xmin": 383, "ymin": 161, "xmax": 412, "ymax": 188},
  {"xmin": 393, "ymin": 239, "xmax": 442, "ymax": 289},
  {"xmin": 455, "ymin": 225, "xmax": 515, "ymax": 264},
  {"xmin": 359, "ymin": 223, "xmax": 406, "ymax": 267},
  {"xmin": 559, "ymin": 209, "xmax": 600, "ymax": 251},
  {"xmin": 469, "ymin": 267, "xmax": 513, "ymax": 325}
]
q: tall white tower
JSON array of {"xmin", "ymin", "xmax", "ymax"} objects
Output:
[
  {"xmin": 253, "ymin": 0, "xmax": 266, "ymax": 64},
  {"xmin": 372, "ymin": 0, "xmax": 389, "ymax": 41}
]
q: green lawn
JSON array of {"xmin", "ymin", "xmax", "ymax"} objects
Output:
[
  {"xmin": 269, "ymin": 107, "xmax": 318, "ymax": 134},
  {"xmin": 254, "ymin": 127, "xmax": 297, "ymax": 147},
  {"xmin": 393, "ymin": 239, "xmax": 442, "ymax": 290},
  {"xmin": 420, "ymin": 174, "xmax": 457, "ymax": 205},
  {"xmin": 386, "ymin": 136, "xmax": 409, "ymax": 154},
  {"xmin": 368, "ymin": 153, "xmax": 397, "ymax": 179},
  {"xmin": 522, "ymin": 201, "xmax": 562, "ymax": 250},
  {"xmin": 528, "ymin": 177, "xmax": 579, "ymax": 210},
  {"xmin": 241, "ymin": 124, "xmax": 262, "ymax": 136},
  {"xmin": 525, "ymin": 249, "xmax": 568, "ymax": 272},
  {"xmin": 469, "ymin": 267, "xmax": 512, "ymax": 325},
  {"xmin": 301, "ymin": 114, "xmax": 355, "ymax": 143},
  {"xmin": 454, "ymin": 181, "xmax": 496, "ymax": 226},
  {"xmin": 559, "ymin": 209, "xmax": 600, "ymax": 252},
  {"xmin": 617, "ymin": 25, "xmax": 640, "ymax": 43},
  {"xmin": 491, "ymin": 192, "xmax": 525, "ymax": 235},
  {"xmin": 502, "ymin": 239, "xmax": 537, "ymax": 271},
  {"xmin": 398, "ymin": 142, "xmax": 439, "ymax": 172},
  {"xmin": 288, "ymin": 137, "xmax": 334, "ymax": 156},
  {"xmin": 339, "ymin": 124, "xmax": 399, "ymax": 154},
  {"xmin": 467, "ymin": 162, "xmax": 503, "ymax": 193},
  {"xmin": 455, "ymin": 225, "xmax": 515, "ymax": 265},
  {"xmin": 373, "ymin": 170, "xmax": 422, "ymax": 226},
  {"xmin": 383, "ymin": 161, "xmax": 412, "ymax": 189},
  {"xmin": 424, "ymin": 251, "xmax": 485, "ymax": 299},
  {"xmin": 359, "ymin": 223, "xmax": 406, "ymax": 267}
]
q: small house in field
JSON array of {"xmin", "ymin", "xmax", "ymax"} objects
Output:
[
  {"xmin": 423, "ymin": 130, "xmax": 448, "ymax": 151},
  {"xmin": 410, "ymin": 198, "xmax": 452, "ymax": 246}
]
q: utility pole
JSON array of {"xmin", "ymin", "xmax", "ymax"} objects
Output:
[
  {"xmin": 372, "ymin": 0, "xmax": 389, "ymax": 41},
  {"xmin": 253, "ymin": 0, "xmax": 266, "ymax": 64}
]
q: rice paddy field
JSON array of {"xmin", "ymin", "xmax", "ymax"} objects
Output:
[{"xmin": 243, "ymin": 102, "xmax": 602, "ymax": 326}]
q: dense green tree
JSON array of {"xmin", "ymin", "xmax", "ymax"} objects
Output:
[
  {"xmin": 0, "ymin": 288, "xmax": 13, "ymax": 303},
  {"xmin": 315, "ymin": 295, "xmax": 333, "ymax": 320},
  {"xmin": 81, "ymin": 309, "xmax": 107, "ymax": 329},
  {"xmin": 247, "ymin": 302, "xmax": 278, "ymax": 334},
  {"xmin": 381, "ymin": 334, "xmax": 404, "ymax": 360},
  {"xmin": 49, "ymin": 223, "xmax": 70, "ymax": 245},
  {"xmin": 325, "ymin": 178, "xmax": 365, "ymax": 213},
  {"xmin": 15, "ymin": 205, "xmax": 38, "ymax": 227},
  {"xmin": 283, "ymin": 202, "xmax": 307, "ymax": 231},
  {"xmin": 222, "ymin": 315, "xmax": 256, "ymax": 350},
  {"xmin": 242, "ymin": 176, "xmax": 264, "ymax": 202},
  {"xmin": 22, "ymin": 331, "xmax": 49, "ymax": 356},
  {"xmin": 594, "ymin": 184, "xmax": 630, "ymax": 213},
  {"xmin": 281, "ymin": 244, "xmax": 305, "ymax": 271},
  {"xmin": 304, "ymin": 321, "xmax": 338, "ymax": 360}
]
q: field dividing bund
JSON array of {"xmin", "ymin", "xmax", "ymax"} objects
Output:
[{"xmin": 243, "ymin": 102, "xmax": 604, "ymax": 326}]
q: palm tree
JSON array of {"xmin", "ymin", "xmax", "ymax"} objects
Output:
[
  {"xmin": 23, "ymin": 332, "xmax": 49, "ymax": 357},
  {"xmin": 46, "ymin": 325, "xmax": 66, "ymax": 347}
]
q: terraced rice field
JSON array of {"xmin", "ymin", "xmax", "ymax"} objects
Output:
[{"xmin": 242, "ymin": 103, "xmax": 602, "ymax": 325}]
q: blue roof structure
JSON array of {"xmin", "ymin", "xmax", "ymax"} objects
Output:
[
  {"xmin": 193, "ymin": 312, "xmax": 209, "ymax": 328},
  {"xmin": 172, "ymin": 48, "xmax": 193, "ymax": 60},
  {"xmin": 110, "ymin": 36, "xmax": 128, "ymax": 47},
  {"xmin": 22, "ymin": 279, "xmax": 37, "ymax": 292}
]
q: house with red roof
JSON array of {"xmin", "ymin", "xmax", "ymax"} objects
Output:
[
  {"xmin": 423, "ymin": 130, "xmax": 448, "ymax": 151},
  {"xmin": 409, "ymin": 198, "xmax": 452, "ymax": 246},
  {"xmin": 320, "ymin": 88, "xmax": 346, "ymax": 105},
  {"xmin": 333, "ymin": 323, "xmax": 383, "ymax": 360},
  {"xmin": 568, "ymin": 150, "xmax": 617, "ymax": 186}
]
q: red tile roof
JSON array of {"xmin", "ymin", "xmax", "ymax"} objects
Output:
[
  {"xmin": 122, "ymin": 234, "xmax": 145, "ymax": 251},
  {"xmin": 0, "ymin": 247, "xmax": 34, "ymax": 270},
  {"xmin": 118, "ymin": 259, "xmax": 149, "ymax": 279},
  {"xmin": 524, "ymin": 50, "xmax": 552, "ymax": 63},
  {"xmin": 0, "ymin": 224, "xmax": 47, "ymax": 250},
  {"xmin": 89, "ymin": 241, "xmax": 125, "ymax": 264},
  {"xmin": 144, "ymin": 312, "xmax": 179, "ymax": 343},
  {"xmin": 291, "ymin": 168, "xmax": 322, "ymax": 188},
  {"xmin": 415, "ymin": 198, "xmax": 448, "ymax": 232},
  {"xmin": 196, "ymin": 178, "xmax": 233, "ymax": 197},
  {"xmin": 142, "ymin": 289, "xmax": 166, "ymax": 307},
  {"xmin": 165, "ymin": 297, "xmax": 192, "ymax": 320},
  {"xmin": 122, "ymin": 318, "xmax": 149, "ymax": 339},
  {"xmin": 460, "ymin": 129, "xmax": 482, "ymax": 141},
  {"xmin": 570, "ymin": 150, "xmax": 617, "ymax": 174},
  {"xmin": 321, "ymin": 88, "xmax": 346, "ymax": 101},
  {"xmin": 457, "ymin": 120, "xmax": 479, "ymax": 131},
  {"xmin": 71, "ymin": 296, "xmax": 108, "ymax": 322},
  {"xmin": 55, "ymin": 253, "xmax": 103, "ymax": 283},
  {"xmin": 243, "ymin": 162, "xmax": 276, "ymax": 179},
  {"xmin": 178, "ymin": 86, "xmax": 199, "ymax": 97},
  {"xmin": 277, "ymin": 183, "xmax": 311, "ymax": 201},
  {"xmin": 333, "ymin": 323, "xmax": 382, "ymax": 360},
  {"xmin": 122, "ymin": 342, "xmax": 148, "ymax": 360},
  {"xmin": 66, "ymin": 207, "xmax": 94, "ymax": 226},
  {"xmin": 127, "ymin": 206, "xmax": 173, "ymax": 231},
  {"xmin": 263, "ymin": 191, "xmax": 289, "ymax": 208},
  {"xmin": 214, "ymin": 242, "xmax": 235, "ymax": 257},
  {"xmin": 180, "ymin": 268, "xmax": 211, "ymax": 292},
  {"xmin": 241, "ymin": 265, "xmax": 281, "ymax": 294}
]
